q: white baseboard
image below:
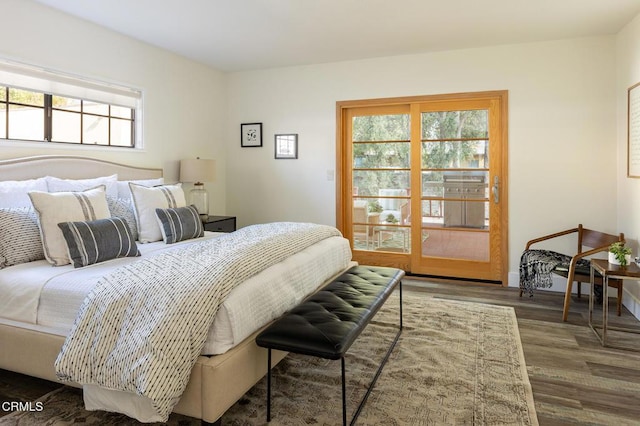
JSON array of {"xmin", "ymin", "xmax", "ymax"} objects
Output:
[
  {"xmin": 622, "ymin": 291, "xmax": 640, "ymax": 319},
  {"xmin": 507, "ymin": 271, "xmax": 640, "ymax": 321}
]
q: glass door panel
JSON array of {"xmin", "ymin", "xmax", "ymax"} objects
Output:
[
  {"xmin": 351, "ymin": 113, "xmax": 410, "ymax": 253},
  {"xmin": 419, "ymin": 109, "xmax": 490, "ymax": 262}
]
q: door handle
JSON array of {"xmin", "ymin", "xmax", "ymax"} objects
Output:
[{"xmin": 493, "ymin": 176, "xmax": 499, "ymax": 204}]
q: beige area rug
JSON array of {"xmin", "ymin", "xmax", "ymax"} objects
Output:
[{"xmin": 1, "ymin": 293, "xmax": 538, "ymax": 425}]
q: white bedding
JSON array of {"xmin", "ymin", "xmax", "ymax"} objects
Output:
[{"xmin": 0, "ymin": 231, "xmax": 352, "ymax": 355}]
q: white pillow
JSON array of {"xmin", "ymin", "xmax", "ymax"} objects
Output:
[
  {"xmin": 46, "ymin": 175, "xmax": 118, "ymax": 199},
  {"xmin": 129, "ymin": 183, "xmax": 186, "ymax": 243},
  {"xmin": 116, "ymin": 178, "xmax": 164, "ymax": 201},
  {"xmin": 0, "ymin": 177, "xmax": 48, "ymax": 208},
  {"xmin": 28, "ymin": 186, "xmax": 111, "ymax": 266}
]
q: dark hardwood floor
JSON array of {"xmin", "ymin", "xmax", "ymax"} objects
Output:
[{"xmin": 2, "ymin": 277, "xmax": 640, "ymax": 425}]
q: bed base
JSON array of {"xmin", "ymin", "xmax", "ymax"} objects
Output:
[
  {"xmin": 0, "ymin": 263, "xmax": 354, "ymax": 423},
  {"xmin": 0, "ymin": 320, "xmax": 287, "ymax": 423}
]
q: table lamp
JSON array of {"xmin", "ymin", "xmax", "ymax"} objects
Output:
[{"xmin": 179, "ymin": 158, "xmax": 216, "ymax": 219}]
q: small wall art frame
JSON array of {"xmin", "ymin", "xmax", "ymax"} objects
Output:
[
  {"xmin": 240, "ymin": 123, "xmax": 263, "ymax": 147},
  {"xmin": 274, "ymin": 134, "xmax": 298, "ymax": 159}
]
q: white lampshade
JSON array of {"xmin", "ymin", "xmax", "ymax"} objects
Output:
[{"xmin": 179, "ymin": 158, "xmax": 216, "ymax": 184}]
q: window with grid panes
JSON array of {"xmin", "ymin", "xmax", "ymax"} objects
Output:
[{"xmin": 0, "ymin": 60, "xmax": 141, "ymax": 148}]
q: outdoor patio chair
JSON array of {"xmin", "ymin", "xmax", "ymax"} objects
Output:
[{"xmin": 353, "ymin": 200, "xmax": 379, "ymax": 249}]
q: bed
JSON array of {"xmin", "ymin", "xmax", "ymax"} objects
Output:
[{"xmin": 0, "ymin": 155, "xmax": 353, "ymax": 424}]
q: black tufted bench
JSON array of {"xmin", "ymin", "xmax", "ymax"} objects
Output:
[{"xmin": 256, "ymin": 265, "xmax": 404, "ymax": 426}]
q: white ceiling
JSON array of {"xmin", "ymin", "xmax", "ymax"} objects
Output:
[{"xmin": 33, "ymin": 0, "xmax": 640, "ymax": 72}]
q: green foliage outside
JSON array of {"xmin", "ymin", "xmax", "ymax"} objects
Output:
[
  {"xmin": 421, "ymin": 110, "xmax": 488, "ymax": 169},
  {"xmin": 352, "ymin": 114, "xmax": 410, "ymax": 200},
  {"xmin": 7, "ymin": 87, "xmax": 44, "ymax": 106},
  {"xmin": 352, "ymin": 110, "xmax": 488, "ymax": 208},
  {"xmin": 3, "ymin": 87, "xmax": 79, "ymax": 108}
]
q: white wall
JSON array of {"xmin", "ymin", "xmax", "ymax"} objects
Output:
[
  {"xmin": 617, "ymin": 13, "xmax": 640, "ymax": 317},
  {"xmin": 0, "ymin": 0, "xmax": 227, "ymax": 214},
  {"xmin": 226, "ymin": 37, "xmax": 618, "ymax": 280},
  {"xmin": 1, "ymin": 0, "xmax": 629, "ymax": 289}
]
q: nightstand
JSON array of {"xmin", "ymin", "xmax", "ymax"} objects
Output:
[{"xmin": 203, "ymin": 215, "xmax": 236, "ymax": 233}]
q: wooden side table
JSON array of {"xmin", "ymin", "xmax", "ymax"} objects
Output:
[{"xmin": 589, "ymin": 258, "xmax": 640, "ymax": 351}]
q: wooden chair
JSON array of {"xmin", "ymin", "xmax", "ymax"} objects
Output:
[{"xmin": 521, "ymin": 224, "xmax": 624, "ymax": 322}]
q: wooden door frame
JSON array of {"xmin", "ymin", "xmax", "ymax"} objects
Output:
[{"xmin": 336, "ymin": 91, "xmax": 508, "ymax": 284}]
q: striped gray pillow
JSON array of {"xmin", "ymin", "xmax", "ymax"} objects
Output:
[
  {"xmin": 58, "ymin": 217, "xmax": 140, "ymax": 268},
  {"xmin": 155, "ymin": 205, "xmax": 204, "ymax": 244}
]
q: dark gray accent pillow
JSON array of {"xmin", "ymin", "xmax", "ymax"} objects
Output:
[
  {"xmin": 155, "ymin": 205, "xmax": 204, "ymax": 244},
  {"xmin": 58, "ymin": 217, "xmax": 140, "ymax": 268}
]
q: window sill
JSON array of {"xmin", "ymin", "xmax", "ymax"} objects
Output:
[{"xmin": 0, "ymin": 138, "xmax": 145, "ymax": 154}]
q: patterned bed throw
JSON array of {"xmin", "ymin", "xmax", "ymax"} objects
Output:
[{"xmin": 55, "ymin": 222, "xmax": 341, "ymax": 421}]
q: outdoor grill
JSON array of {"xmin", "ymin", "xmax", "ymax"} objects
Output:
[{"xmin": 442, "ymin": 171, "xmax": 486, "ymax": 228}]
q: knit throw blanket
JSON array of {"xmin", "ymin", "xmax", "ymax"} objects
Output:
[
  {"xmin": 55, "ymin": 222, "xmax": 341, "ymax": 421},
  {"xmin": 519, "ymin": 249, "xmax": 589, "ymax": 296}
]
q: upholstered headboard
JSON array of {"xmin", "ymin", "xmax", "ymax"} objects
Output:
[{"xmin": 0, "ymin": 155, "xmax": 162, "ymax": 181}]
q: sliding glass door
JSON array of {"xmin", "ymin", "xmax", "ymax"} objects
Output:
[{"xmin": 337, "ymin": 92, "xmax": 508, "ymax": 283}]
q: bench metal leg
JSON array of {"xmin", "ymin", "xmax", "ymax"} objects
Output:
[
  {"xmin": 399, "ymin": 280, "xmax": 403, "ymax": 329},
  {"xmin": 349, "ymin": 281, "xmax": 403, "ymax": 425},
  {"xmin": 266, "ymin": 349, "xmax": 272, "ymax": 422},
  {"xmin": 341, "ymin": 357, "xmax": 347, "ymax": 426}
]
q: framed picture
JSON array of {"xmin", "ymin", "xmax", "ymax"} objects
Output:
[
  {"xmin": 628, "ymin": 82, "xmax": 640, "ymax": 177},
  {"xmin": 275, "ymin": 134, "xmax": 298, "ymax": 159},
  {"xmin": 241, "ymin": 123, "xmax": 262, "ymax": 147}
]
